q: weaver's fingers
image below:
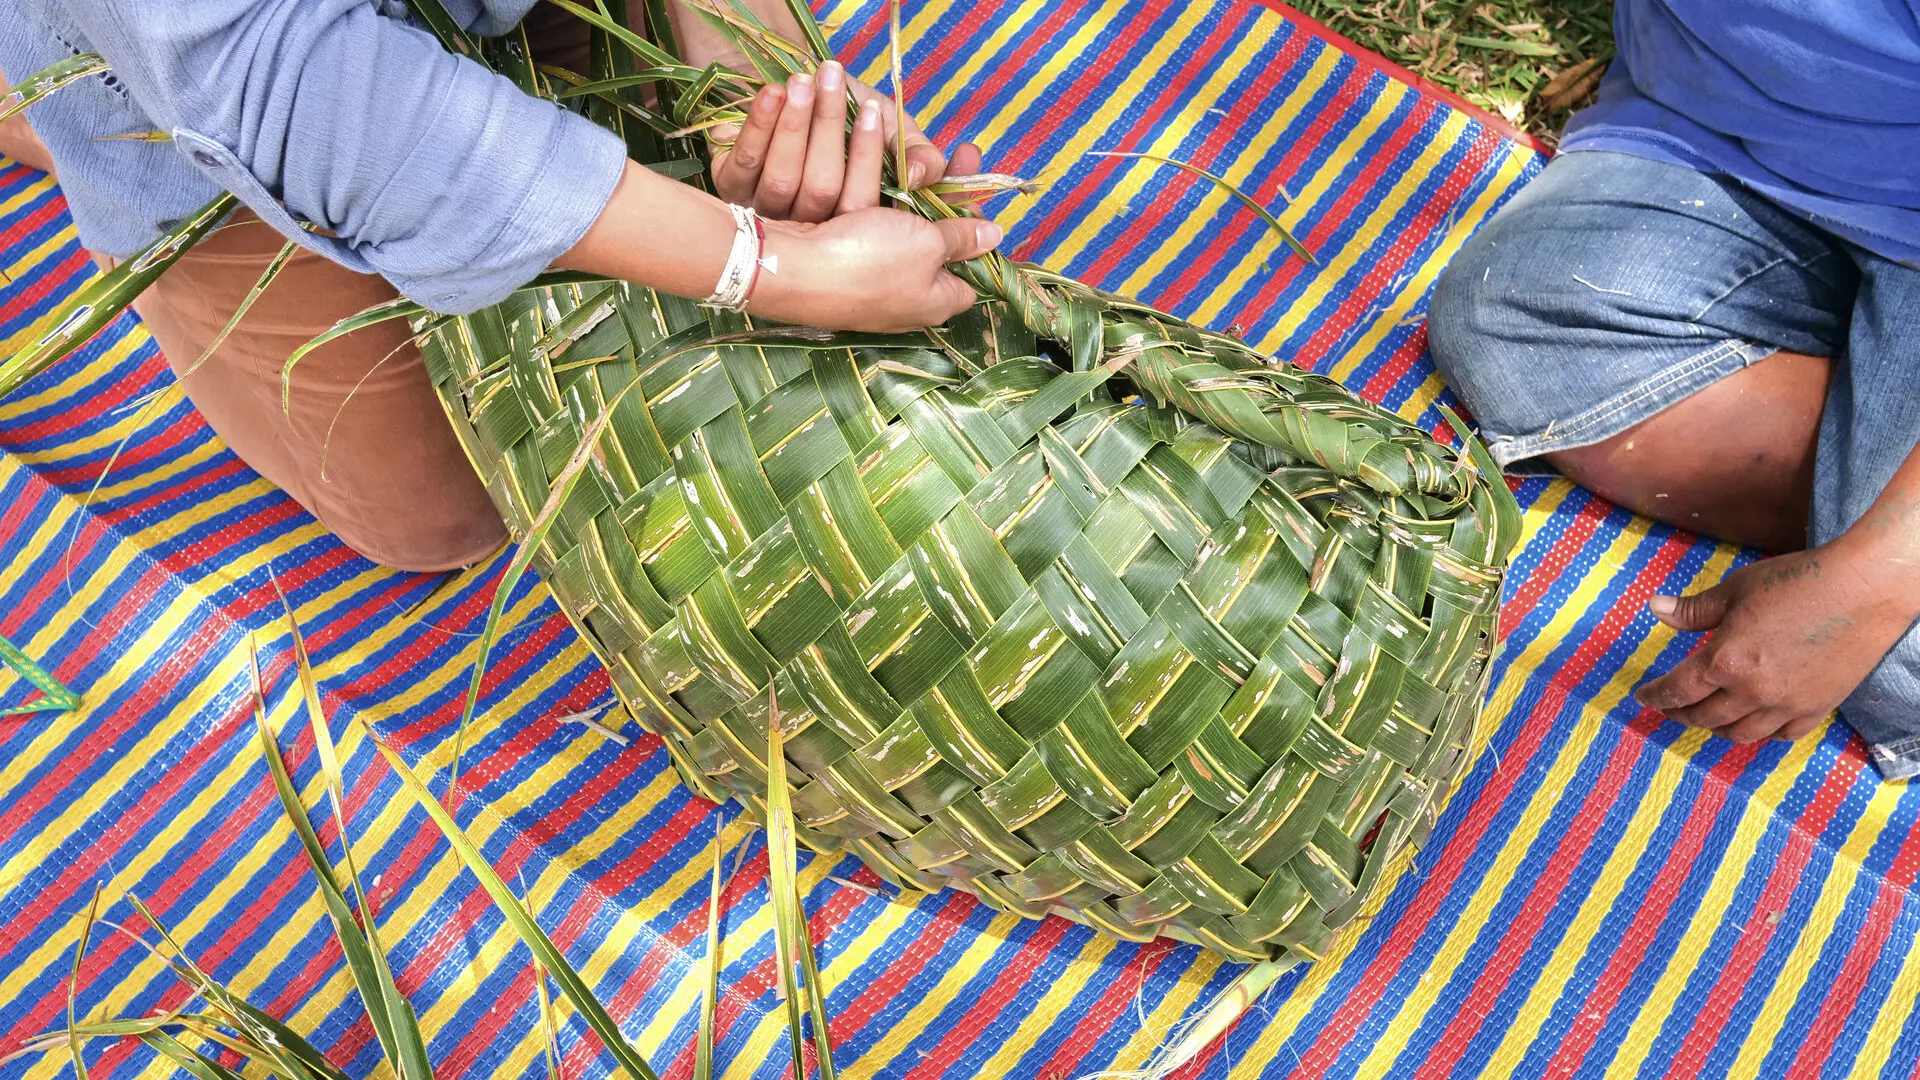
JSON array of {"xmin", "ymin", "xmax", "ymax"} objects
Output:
[
  {"xmin": 1776, "ymin": 712, "xmax": 1830, "ymax": 742},
  {"xmin": 755, "ymin": 72, "xmax": 815, "ymax": 218},
  {"xmin": 934, "ymin": 216, "xmax": 1003, "ymax": 264},
  {"xmin": 1635, "ymin": 652, "xmax": 1721, "ymax": 714},
  {"xmin": 1663, "ymin": 687, "xmax": 1752, "ymax": 730},
  {"xmin": 791, "ymin": 62, "xmax": 850, "ymax": 222},
  {"xmin": 1723, "ymin": 708, "xmax": 1795, "ymax": 744},
  {"xmin": 712, "ymin": 84, "xmax": 782, "ymax": 205},
  {"xmin": 1648, "ymin": 586, "xmax": 1731, "ymax": 633},
  {"xmin": 838, "ymin": 99, "xmax": 886, "ymax": 214}
]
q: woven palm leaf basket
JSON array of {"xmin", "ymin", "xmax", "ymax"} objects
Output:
[{"xmin": 420, "ymin": 2, "xmax": 1521, "ymax": 967}]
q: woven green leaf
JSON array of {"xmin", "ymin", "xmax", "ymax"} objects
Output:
[{"xmin": 418, "ymin": 10, "xmax": 1518, "ymax": 966}]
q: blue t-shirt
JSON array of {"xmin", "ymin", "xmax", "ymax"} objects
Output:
[{"xmin": 1561, "ymin": 0, "xmax": 1920, "ymax": 268}]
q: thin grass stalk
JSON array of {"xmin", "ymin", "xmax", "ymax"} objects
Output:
[
  {"xmin": 1086, "ymin": 151, "xmax": 1314, "ymax": 265},
  {"xmin": 177, "ymin": 241, "xmax": 299, "ymax": 383},
  {"xmin": 65, "ymin": 883, "xmax": 103, "ymax": 1080},
  {"xmin": 696, "ymin": 825, "xmax": 724, "ymax": 1080}
]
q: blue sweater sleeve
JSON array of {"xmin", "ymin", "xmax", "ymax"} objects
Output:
[{"xmin": 57, "ymin": 0, "xmax": 627, "ymax": 313}]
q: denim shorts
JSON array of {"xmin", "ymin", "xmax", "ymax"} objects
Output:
[{"xmin": 1427, "ymin": 149, "xmax": 1920, "ymax": 779}]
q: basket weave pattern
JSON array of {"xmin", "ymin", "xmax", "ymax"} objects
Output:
[{"xmin": 424, "ymin": 265, "xmax": 1512, "ymax": 964}]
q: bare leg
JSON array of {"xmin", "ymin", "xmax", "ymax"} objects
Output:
[
  {"xmin": 1545, "ymin": 350, "xmax": 1831, "ymax": 553},
  {"xmin": 0, "ymin": 65, "xmax": 57, "ymax": 174}
]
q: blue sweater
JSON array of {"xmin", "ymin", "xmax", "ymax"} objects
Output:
[
  {"xmin": 1562, "ymin": 0, "xmax": 1920, "ymax": 268},
  {"xmin": 0, "ymin": 1, "xmax": 626, "ymax": 313}
]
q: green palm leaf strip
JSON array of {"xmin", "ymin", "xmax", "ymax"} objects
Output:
[
  {"xmin": 366, "ymin": 727, "xmax": 664, "ymax": 1080},
  {"xmin": 0, "ymin": 633, "xmax": 80, "ymax": 715},
  {"xmin": 0, "ymin": 193, "xmax": 236, "ymax": 400},
  {"xmin": 272, "ymin": 589, "xmax": 437, "ymax": 1080},
  {"xmin": 248, "ymin": 638, "xmax": 416, "ymax": 1077},
  {"xmin": 0, "ymin": 53, "xmax": 110, "ymax": 125},
  {"xmin": 765, "ymin": 689, "xmax": 835, "ymax": 1080},
  {"xmin": 696, "ymin": 824, "xmax": 725, "ymax": 1080}
]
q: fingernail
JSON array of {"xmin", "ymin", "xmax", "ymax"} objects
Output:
[
  {"xmin": 819, "ymin": 61, "xmax": 842, "ymax": 91},
  {"xmin": 979, "ymin": 221, "xmax": 1003, "ymax": 248},
  {"xmin": 1649, "ymin": 596, "xmax": 1676, "ymax": 617},
  {"xmin": 859, "ymin": 98, "xmax": 880, "ymax": 129},
  {"xmin": 908, "ymin": 161, "xmax": 926, "ymax": 188},
  {"xmin": 758, "ymin": 85, "xmax": 783, "ymax": 111},
  {"xmin": 789, "ymin": 74, "xmax": 812, "ymax": 106}
]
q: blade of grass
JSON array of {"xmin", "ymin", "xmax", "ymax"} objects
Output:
[
  {"xmin": 272, "ymin": 584, "xmax": 436, "ymax": 1080},
  {"xmin": 177, "ymin": 241, "xmax": 297, "ymax": 384},
  {"xmin": 361, "ymin": 729, "xmax": 663, "ymax": 1080},
  {"xmin": 248, "ymin": 638, "xmax": 405, "ymax": 1073},
  {"xmin": 887, "ymin": 0, "xmax": 907, "ymax": 189},
  {"xmin": 137, "ymin": 1032, "xmax": 246, "ymax": 1080},
  {"xmin": 65, "ymin": 882, "xmax": 103, "ymax": 1080},
  {"xmin": 695, "ymin": 823, "xmax": 724, "ymax": 1080},
  {"xmin": 0, "ymin": 53, "xmax": 110, "ymax": 125},
  {"xmin": 764, "ymin": 687, "xmax": 832, "ymax": 1080},
  {"xmin": 1337, "ymin": 12, "xmax": 1562, "ymax": 55},
  {"xmin": 533, "ymin": 951, "xmax": 562, "ymax": 1080},
  {"xmin": 1087, "ymin": 151, "xmax": 1315, "ymax": 265},
  {"xmin": 0, "ymin": 194, "xmax": 235, "ymax": 401}
]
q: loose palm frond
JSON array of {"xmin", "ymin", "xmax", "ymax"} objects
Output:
[
  {"xmin": 366, "ymin": 728, "xmax": 664, "ymax": 1080},
  {"xmin": 0, "ymin": 194, "xmax": 236, "ymax": 400},
  {"xmin": 0, "ymin": 53, "xmax": 110, "ymax": 125}
]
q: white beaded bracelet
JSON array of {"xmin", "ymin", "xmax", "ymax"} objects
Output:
[{"xmin": 703, "ymin": 203, "xmax": 765, "ymax": 312}]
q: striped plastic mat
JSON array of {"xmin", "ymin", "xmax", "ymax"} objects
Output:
[{"xmin": 4, "ymin": 1, "xmax": 1918, "ymax": 1077}]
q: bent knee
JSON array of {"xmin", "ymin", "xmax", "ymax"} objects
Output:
[{"xmin": 323, "ymin": 505, "xmax": 507, "ymax": 573}]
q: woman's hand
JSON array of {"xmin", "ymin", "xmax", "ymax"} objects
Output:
[
  {"xmin": 749, "ymin": 208, "xmax": 1002, "ymax": 331},
  {"xmin": 710, "ymin": 61, "xmax": 982, "ymax": 220}
]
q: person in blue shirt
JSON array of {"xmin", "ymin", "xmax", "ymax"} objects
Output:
[
  {"xmin": 0, "ymin": 0, "xmax": 994, "ymax": 571},
  {"xmin": 1429, "ymin": 1, "xmax": 1920, "ymax": 777}
]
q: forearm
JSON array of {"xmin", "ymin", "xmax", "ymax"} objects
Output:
[
  {"xmin": 557, "ymin": 159, "xmax": 737, "ymax": 299},
  {"xmin": 1830, "ymin": 438, "xmax": 1920, "ymax": 612}
]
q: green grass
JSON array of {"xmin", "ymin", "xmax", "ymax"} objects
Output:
[{"xmin": 1290, "ymin": 0, "xmax": 1616, "ymax": 143}]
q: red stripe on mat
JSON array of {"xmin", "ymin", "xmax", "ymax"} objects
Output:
[
  {"xmin": 1659, "ymin": 751, "xmax": 1869, "ymax": 1078},
  {"xmin": 1538, "ymin": 737, "xmax": 1755, "ymax": 1075},
  {"xmin": 1241, "ymin": 0, "xmax": 1548, "ymax": 154},
  {"xmin": 1780, "ymin": 789, "xmax": 1920, "ymax": 1075}
]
